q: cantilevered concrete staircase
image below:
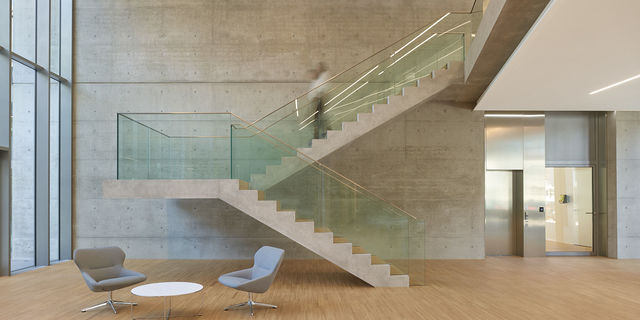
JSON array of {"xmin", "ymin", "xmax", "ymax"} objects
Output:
[
  {"xmin": 250, "ymin": 61, "xmax": 463, "ymax": 191},
  {"xmin": 103, "ymin": 179, "xmax": 409, "ymax": 287},
  {"xmin": 109, "ymin": 8, "xmax": 474, "ymax": 286},
  {"xmin": 107, "ymin": 62, "xmax": 465, "ymax": 288}
]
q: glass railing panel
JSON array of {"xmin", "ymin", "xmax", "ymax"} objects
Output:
[
  {"xmin": 167, "ymin": 137, "xmax": 228, "ymax": 179},
  {"xmin": 230, "ymin": 125, "xmax": 292, "ymax": 183},
  {"xmin": 409, "ymin": 219, "xmax": 425, "ymax": 285},
  {"xmin": 148, "ymin": 127, "xmax": 169, "ymax": 179},
  {"xmin": 263, "ymin": 165, "xmax": 324, "ymax": 221},
  {"xmin": 118, "ymin": 112, "xmax": 426, "ymax": 284},
  {"xmin": 118, "ymin": 113, "xmax": 233, "ymax": 180},
  {"xmin": 118, "ymin": 114, "xmax": 152, "ymax": 179},
  {"xmin": 230, "ymin": 123, "xmax": 422, "ymax": 282},
  {"xmin": 251, "ymin": 14, "xmax": 473, "ymax": 153}
]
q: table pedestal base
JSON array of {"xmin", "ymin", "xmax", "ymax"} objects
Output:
[{"xmin": 131, "ymin": 293, "xmax": 204, "ymax": 320}]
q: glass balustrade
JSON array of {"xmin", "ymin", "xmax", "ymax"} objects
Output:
[
  {"xmin": 247, "ymin": 12, "xmax": 476, "ymax": 151},
  {"xmin": 115, "ymin": 7, "xmax": 485, "ymax": 286},
  {"xmin": 117, "ymin": 112, "xmax": 425, "ymax": 285}
]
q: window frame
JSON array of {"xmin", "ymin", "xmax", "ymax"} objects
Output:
[{"xmin": 0, "ymin": 0, "xmax": 72, "ymax": 275}]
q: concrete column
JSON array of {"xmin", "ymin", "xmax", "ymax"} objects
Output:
[{"xmin": 608, "ymin": 111, "xmax": 640, "ymax": 258}]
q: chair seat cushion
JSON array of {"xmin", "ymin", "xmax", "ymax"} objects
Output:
[
  {"xmin": 218, "ymin": 275, "xmax": 250, "ymax": 289},
  {"xmin": 96, "ymin": 273, "xmax": 146, "ymax": 292}
]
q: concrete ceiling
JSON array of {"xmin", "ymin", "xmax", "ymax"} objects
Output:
[{"xmin": 476, "ymin": 0, "xmax": 640, "ymax": 111}]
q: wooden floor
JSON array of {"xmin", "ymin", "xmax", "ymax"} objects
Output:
[
  {"xmin": 2, "ymin": 257, "xmax": 640, "ymax": 319},
  {"xmin": 546, "ymin": 240, "xmax": 592, "ymax": 252}
]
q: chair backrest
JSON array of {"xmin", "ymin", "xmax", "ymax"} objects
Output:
[
  {"xmin": 251, "ymin": 246, "xmax": 285, "ymax": 281},
  {"xmin": 74, "ymin": 246, "xmax": 126, "ymax": 271}
]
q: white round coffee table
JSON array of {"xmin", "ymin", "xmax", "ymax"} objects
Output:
[{"xmin": 131, "ymin": 282, "xmax": 203, "ymax": 320}]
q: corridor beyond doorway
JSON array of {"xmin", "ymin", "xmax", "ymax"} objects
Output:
[{"xmin": 545, "ymin": 167, "xmax": 593, "ymax": 254}]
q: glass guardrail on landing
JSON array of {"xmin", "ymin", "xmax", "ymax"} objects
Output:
[{"xmin": 117, "ymin": 112, "xmax": 425, "ymax": 285}]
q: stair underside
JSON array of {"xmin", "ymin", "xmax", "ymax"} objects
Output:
[{"xmin": 103, "ymin": 179, "xmax": 410, "ymax": 287}]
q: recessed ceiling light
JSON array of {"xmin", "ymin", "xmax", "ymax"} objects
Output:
[
  {"xmin": 589, "ymin": 73, "xmax": 640, "ymax": 95},
  {"xmin": 484, "ymin": 114, "xmax": 544, "ymax": 118}
]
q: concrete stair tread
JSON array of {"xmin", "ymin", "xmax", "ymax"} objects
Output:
[
  {"xmin": 390, "ymin": 265, "xmax": 404, "ymax": 275},
  {"xmin": 352, "ymin": 246, "xmax": 367, "ymax": 254},
  {"xmin": 371, "ymin": 255, "xmax": 387, "ymax": 265},
  {"xmin": 333, "ymin": 236, "xmax": 351, "ymax": 244}
]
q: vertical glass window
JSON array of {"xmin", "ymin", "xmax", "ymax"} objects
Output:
[
  {"xmin": 50, "ymin": 0, "xmax": 61, "ymax": 74},
  {"xmin": 49, "ymin": 79, "xmax": 60, "ymax": 262},
  {"xmin": 10, "ymin": 61, "xmax": 36, "ymax": 271},
  {"xmin": 11, "ymin": 0, "xmax": 37, "ymax": 62}
]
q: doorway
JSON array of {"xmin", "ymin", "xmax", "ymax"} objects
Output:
[{"xmin": 544, "ymin": 167, "xmax": 593, "ymax": 255}]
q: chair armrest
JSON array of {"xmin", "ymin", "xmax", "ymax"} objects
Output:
[
  {"xmin": 119, "ymin": 268, "xmax": 147, "ymax": 280},
  {"xmin": 222, "ymin": 268, "xmax": 252, "ymax": 279},
  {"xmin": 236, "ymin": 272, "xmax": 276, "ymax": 294},
  {"xmin": 81, "ymin": 272, "xmax": 102, "ymax": 292}
]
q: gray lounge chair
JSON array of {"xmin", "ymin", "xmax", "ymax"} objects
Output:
[
  {"xmin": 218, "ymin": 246, "xmax": 285, "ymax": 316},
  {"xmin": 73, "ymin": 246, "xmax": 147, "ymax": 314}
]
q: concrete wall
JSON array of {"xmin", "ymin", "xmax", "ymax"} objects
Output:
[
  {"xmin": 74, "ymin": 0, "xmax": 475, "ymax": 259},
  {"xmin": 608, "ymin": 111, "xmax": 640, "ymax": 258},
  {"xmin": 320, "ymin": 101, "xmax": 485, "ymax": 259}
]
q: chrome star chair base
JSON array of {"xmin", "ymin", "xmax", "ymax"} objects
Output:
[
  {"xmin": 219, "ymin": 246, "xmax": 285, "ymax": 317},
  {"xmin": 74, "ymin": 247, "xmax": 147, "ymax": 315},
  {"xmin": 81, "ymin": 291, "xmax": 137, "ymax": 314},
  {"xmin": 224, "ymin": 292, "xmax": 277, "ymax": 316}
]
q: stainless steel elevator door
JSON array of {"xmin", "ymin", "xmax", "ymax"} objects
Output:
[{"xmin": 485, "ymin": 171, "xmax": 516, "ymax": 256}]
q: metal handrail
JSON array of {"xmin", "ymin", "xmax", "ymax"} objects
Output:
[{"xmin": 118, "ymin": 113, "xmax": 171, "ymax": 138}]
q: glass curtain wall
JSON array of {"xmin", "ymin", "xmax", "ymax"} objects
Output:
[
  {"xmin": 2, "ymin": 0, "xmax": 71, "ymax": 273},
  {"xmin": 11, "ymin": 0, "xmax": 36, "ymax": 61}
]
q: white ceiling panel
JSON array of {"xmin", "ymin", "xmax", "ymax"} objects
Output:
[{"xmin": 476, "ymin": 0, "xmax": 640, "ymax": 111}]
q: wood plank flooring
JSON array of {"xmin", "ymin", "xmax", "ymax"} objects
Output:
[
  {"xmin": 1, "ymin": 257, "xmax": 640, "ymax": 319},
  {"xmin": 546, "ymin": 240, "xmax": 592, "ymax": 252}
]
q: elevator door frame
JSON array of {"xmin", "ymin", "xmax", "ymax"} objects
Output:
[{"xmin": 544, "ymin": 165, "xmax": 596, "ymax": 257}]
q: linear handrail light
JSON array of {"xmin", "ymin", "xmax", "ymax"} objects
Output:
[
  {"xmin": 325, "ymin": 81, "xmax": 369, "ymax": 113},
  {"xmin": 387, "ymin": 33, "xmax": 438, "ymax": 69},
  {"xmin": 436, "ymin": 20, "xmax": 471, "ymax": 38},
  {"xmin": 390, "ymin": 12, "xmax": 451, "ymax": 58},
  {"xmin": 484, "ymin": 114, "xmax": 544, "ymax": 118},
  {"xmin": 298, "ymin": 111, "xmax": 319, "ymax": 126},
  {"xmin": 323, "ymin": 65, "xmax": 379, "ymax": 107},
  {"xmin": 589, "ymin": 73, "xmax": 640, "ymax": 95}
]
